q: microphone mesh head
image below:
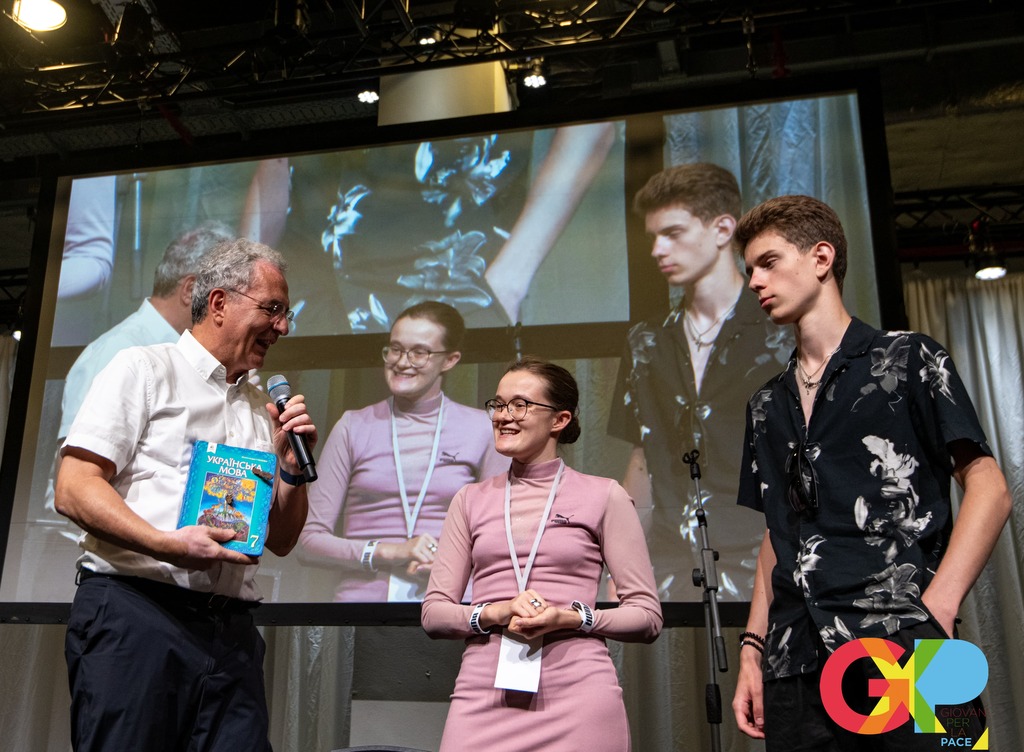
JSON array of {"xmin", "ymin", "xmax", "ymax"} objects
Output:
[{"xmin": 267, "ymin": 374, "xmax": 291, "ymax": 404}]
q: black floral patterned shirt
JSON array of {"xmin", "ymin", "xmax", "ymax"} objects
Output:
[
  {"xmin": 608, "ymin": 289, "xmax": 793, "ymax": 600},
  {"xmin": 738, "ymin": 317, "xmax": 991, "ymax": 681}
]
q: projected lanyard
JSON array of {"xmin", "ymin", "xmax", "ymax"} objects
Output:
[
  {"xmin": 390, "ymin": 393, "xmax": 446, "ymax": 538},
  {"xmin": 494, "ymin": 459, "xmax": 564, "ymax": 693},
  {"xmin": 388, "ymin": 393, "xmax": 445, "ymax": 601}
]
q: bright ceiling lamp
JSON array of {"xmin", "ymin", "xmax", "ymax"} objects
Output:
[
  {"xmin": 974, "ymin": 256, "xmax": 1007, "ymax": 281},
  {"xmin": 968, "ymin": 218, "xmax": 1007, "ymax": 281},
  {"xmin": 11, "ymin": 0, "xmax": 67, "ymax": 32},
  {"xmin": 522, "ymin": 59, "xmax": 546, "ymax": 88}
]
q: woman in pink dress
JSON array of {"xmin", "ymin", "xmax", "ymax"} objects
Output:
[
  {"xmin": 422, "ymin": 357, "xmax": 663, "ymax": 750},
  {"xmin": 299, "ymin": 302, "xmax": 506, "ymax": 601}
]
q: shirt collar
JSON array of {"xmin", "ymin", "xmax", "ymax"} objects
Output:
[
  {"xmin": 140, "ymin": 297, "xmax": 179, "ymax": 340},
  {"xmin": 836, "ymin": 317, "xmax": 875, "ymax": 360},
  {"xmin": 785, "ymin": 316, "xmax": 873, "ymax": 367},
  {"xmin": 177, "ymin": 329, "xmax": 233, "ymax": 386},
  {"xmin": 663, "ymin": 285, "xmax": 751, "ymax": 328}
]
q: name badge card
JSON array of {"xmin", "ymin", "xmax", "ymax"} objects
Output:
[
  {"xmin": 494, "ymin": 630, "xmax": 543, "ymax": 693},
  {"xmin": 387, "ymin": 572, "xmax": 426, "ymax": 602}
]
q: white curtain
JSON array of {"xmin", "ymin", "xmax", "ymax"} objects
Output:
[
  {"xmin": 904, "ymin": 272, "xmax": 1024, "ymax": 749},
  {"xmin": 0, "ymin": 334, "xmax": 15, "ymax": 459}
]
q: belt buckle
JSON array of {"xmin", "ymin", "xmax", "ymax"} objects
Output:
[{"xmin": 206, "ymin": 593, "xmax": 232, "ymax": 611}]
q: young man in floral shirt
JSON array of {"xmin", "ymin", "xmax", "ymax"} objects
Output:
[
  {"xmin": 607, "ymin": 163, "xmax": 793, "ymax": 601},
  {"xmin": 730, "ymin": 195, "xmax": 1011, "ymax": 750}
]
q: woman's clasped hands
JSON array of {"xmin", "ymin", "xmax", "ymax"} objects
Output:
[{"xmin": 499, "ymin": 589, "xmax": 583, "ymax": 639}]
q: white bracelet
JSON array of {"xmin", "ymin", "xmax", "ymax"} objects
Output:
[
  {"xmin": 361, "ymin": 540, "xmax": 379, "ymax": 572},
  {"xmin": 571, "ymin": 600, "xmax": 595, "ymax": 632},
  {"xmin": 470, "ymin": 602, "xmax": 492, "ymax": 635}
]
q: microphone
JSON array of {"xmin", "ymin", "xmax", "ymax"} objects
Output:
[{"xmin": 266, "ymin": 374, "xmax": 317, "ymax": 483}]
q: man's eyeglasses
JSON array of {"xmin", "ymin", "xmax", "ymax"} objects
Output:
[
  {"xmin": 484, "ymin": 398, "xmax": 559, "ymax": 420},
  {"xmin": 786, "ymin": 442, "xmax": 820, "ymax": 515},
  {"xmin": 382, "ymin": 344, "xmax": 449, "ymax": 368},
  {"xmin": 229, "ymin": 289, "xmax": 295, "ymax": 323}
]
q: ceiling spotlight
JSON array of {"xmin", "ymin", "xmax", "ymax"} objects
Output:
[
  {"xmin": 454, "ymin": 0, "xmax": 498, "ymax": 31},
  {"xmin": 358, "ymin": 90, "xmax": 379, "ymax": 104},
  {"xmin": 112, "ymin": 0, "xmax": 155, "ymax": 58},
  {"xmin": 418, "ymin": 28, "xmax": 441, "ymax": 45},
  {"xmin": 10, "ymin": 0, "xmax": 67, "ymax": 31},
  {"xmin": 975, "ymin": 258, "xmax": 1007, "ymax": 281},
  {"xmin": 523, "ymin": 59, "xmax": 546, "ymax": 89},
  {"xmin": 968, "ymin": 218, "xmax": 1006, "ymax": 281}
]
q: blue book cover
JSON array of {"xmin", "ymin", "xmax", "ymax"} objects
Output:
[{"xmin": 177, "ymin": 441, "xmax": 277, "ymax": 556}]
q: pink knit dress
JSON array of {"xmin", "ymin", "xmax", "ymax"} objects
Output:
[{"xmin": 422, "ymin": 457, "xmax": 662, "ymax": 751}]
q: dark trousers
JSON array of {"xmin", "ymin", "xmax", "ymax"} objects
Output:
[
  {"xmin": 65, "ymin": 573, "xmax": 272, "ymax": 752},
  {"xmin": 763, "ymin": 617, "xmax": 987, "ymax": 752}
]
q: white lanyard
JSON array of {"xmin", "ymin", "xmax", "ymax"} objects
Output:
[
  {"xmin": 504, "ymin": 459, "xmax": 564, "ymax": 594},
  {"xmin": 390, "ymin": 393, "xmax": 446, "ymax": 539}
]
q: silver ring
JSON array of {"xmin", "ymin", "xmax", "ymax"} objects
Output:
[
  {"xmin": 529, "ymin": 598, "xmax": 542, "ymax": 607},
  {"xmin": 428, "ymin": 543, "xmax": 438, "ymax": 553}
]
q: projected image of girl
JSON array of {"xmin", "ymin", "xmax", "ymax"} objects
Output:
[
  {"xmin": 421, "ymin": 358, "xmax": 662, "ymax": 751},
  {"xmin": 298, "ymin": 301, "xmax": 507, "ymax": 602}
]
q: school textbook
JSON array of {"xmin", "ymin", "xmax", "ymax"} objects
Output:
[{"xmin": 177, "ymin": 440, "xmax": 276, "ymax": 556}]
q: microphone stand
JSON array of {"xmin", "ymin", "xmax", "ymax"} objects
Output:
[{"xmin": 684, "ymin": 449, "xmax": 728, "ymax": 752}]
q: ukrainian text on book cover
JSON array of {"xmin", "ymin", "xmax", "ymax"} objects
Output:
[{"xmin": 178, "ymin": 440, "xmax": 277, "ymax": 556}]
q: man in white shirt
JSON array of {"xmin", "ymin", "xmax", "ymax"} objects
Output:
[
  {"xmin": 55, "ymin": 239, "xmax": 317, "ymax": 751},
  {"xmin": 58, "ymin": 220, "xmax": 235, "ymax": 440}
]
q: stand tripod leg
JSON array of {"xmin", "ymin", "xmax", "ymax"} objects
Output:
[{"xmin": 703, "ymin": 589, "xmax": 723, "ymax": 752}]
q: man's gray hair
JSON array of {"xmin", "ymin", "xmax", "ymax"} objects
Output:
[
  {"xmin": 153, "ymin": 221, "xmax": 235, "ymax": 297},
  {"xmin": 191, "ymin": 239, "xmax": 288, "ymax": 324}
]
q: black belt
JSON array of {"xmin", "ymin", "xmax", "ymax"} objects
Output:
[{"xmin": 77, "ymin": 568, "xmax": 258, "ymax": 615}]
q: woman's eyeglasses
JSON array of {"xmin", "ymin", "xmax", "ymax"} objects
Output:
[
  {"xmin": 382, "ymin": 344, "xmax": 449, "ymax": 368},
  {"xmin": 484, "ymin": 398, "xmax": 558, "ymax": 420},
  {"xmin": 786, "ymin": 442, "xmax": 820, "ymax": 515}
]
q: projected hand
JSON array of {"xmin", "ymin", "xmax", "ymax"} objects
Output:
[
  {"xmin": 376, "ymin": 533, "xmax": 438, "ymax": 569},
  {"xmin": 483, "ymin": 122, "xmax": 616, "ymax": 324}
]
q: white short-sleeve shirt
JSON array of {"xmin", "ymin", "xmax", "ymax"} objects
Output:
[
  {"xmin": 59, "ymin": 298, "xmax": 178, "ymax": 438},
  {"xmin": 63, "ymin": 329, "xmax": 274, "ymax": 600}
]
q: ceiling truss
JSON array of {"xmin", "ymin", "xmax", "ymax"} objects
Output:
[{"xmin": 1, "ymin": 0, "xmax": 1020, "ymax": 136}]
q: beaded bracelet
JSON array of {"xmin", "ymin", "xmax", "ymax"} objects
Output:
[
  {"xmin": 739, "ymin": 631, "xmax": 765, "ymax": 646},
  {"xmin": 740, "ymin": 639, "xmax": 764, "ymax": 654}
]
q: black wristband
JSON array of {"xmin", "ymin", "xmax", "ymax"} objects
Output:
[
  {"xmin": 279, "ymin": 468, "xmax": 306, "ymax": 486},
  {"xmin": 740, "ymin": 639, "xmax": 764, "ymax": 654}
]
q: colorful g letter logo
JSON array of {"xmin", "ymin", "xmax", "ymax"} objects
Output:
[{"xmin": 820, "ymin": 639, "xmax": 988, "ymax": 748}]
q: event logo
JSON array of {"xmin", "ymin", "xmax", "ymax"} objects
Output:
[{"xmin": 820, "ymin": 638, "xmax": 989, "ymax": 749}]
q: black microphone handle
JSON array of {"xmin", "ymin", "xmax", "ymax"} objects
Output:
[{"xmin": 272, "ymin": 394, "xmax": 318, "ymax": 483}]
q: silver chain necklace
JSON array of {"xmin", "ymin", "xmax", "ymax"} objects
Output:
[
  {"xmin": 796, "ymin": 346, "xmax": 840, "ymax": 393},
  {"xmin": 683, "ymin": 303, "xmax": 736, "ymax": 350}
]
